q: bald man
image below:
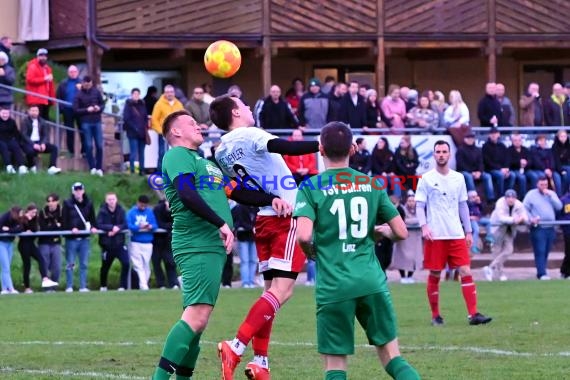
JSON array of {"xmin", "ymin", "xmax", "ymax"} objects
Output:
[
  {"xmin": 544, "ymin": 83, "xmax": 570, "ymax": 127},
  {"xmin": 56, "ymin": 65, "xmax": 82, "ymax": 155},
  {"xmin": 259, "ymin": 84, "xmax": 299, "ymax": 129}
]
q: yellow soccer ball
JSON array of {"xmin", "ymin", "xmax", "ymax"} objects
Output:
[{"xmin": 204, "ymin": 40, "xmax": 242, "ymax": 78}]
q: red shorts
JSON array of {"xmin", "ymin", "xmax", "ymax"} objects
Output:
[
  {"xmin": 254, "ymin": 215, "xmax": 306, "ymax": 273},
  {"xmin": 423, "ymin": 239, "xmax": 470, "ymax": 271}
]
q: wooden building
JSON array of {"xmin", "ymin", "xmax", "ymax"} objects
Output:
[{"xmin": 42, "ymin": 0, "xmax": 570, "ymax": 120}]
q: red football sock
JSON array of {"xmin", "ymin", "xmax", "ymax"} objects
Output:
[
  {"xmin": 252, "ymin": 317, "xmax": 274, "ymax": 357},
  {"xmin": 236, "ymin": 291, "xmax": 280, "ymax": 346},
  {"xmin": 427, "ymin": 274, "xmax": 440, "ymax": 318},
  {"xmin": 460, "ymin": 275, "xmax": 478, "ymax": 316}
]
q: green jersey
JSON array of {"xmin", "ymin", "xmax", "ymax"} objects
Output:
[
  {"xmin": 162, "ymin": 146, "xmax": 233, "ymax": 256},
  {"xmin": 293, "ymin": 168, "xmax": 399, "ymax": 304}
]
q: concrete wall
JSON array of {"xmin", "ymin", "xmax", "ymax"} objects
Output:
[{"xmin": 0, "ymin": 0, "xmax": 20, "ymax": 42}]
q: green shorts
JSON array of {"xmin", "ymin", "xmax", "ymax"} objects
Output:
[
  {"xmin": 175, "ymin": 251, "xmax": 226, "ymax": 308},
  {"xmin": 316, "ymin": 291, "xmax": 398, "ymax": 355}
]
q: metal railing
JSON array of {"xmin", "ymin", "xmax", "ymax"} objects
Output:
[
  {"xmin": 1, "ymin": 219, "xmax": 569, "ymax": 239},
  {"xmin": 257, "ymin": 125, "xmax": 570, "ymax": 137},
  {"xmin": 0, "ymin": 229, "xmax": 167, "ymax": 238},
  {"xmin": 0, "ymin": 82, "xmax": 124, "ymax": 162}
]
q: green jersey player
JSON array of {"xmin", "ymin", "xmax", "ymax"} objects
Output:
[{"xmin": 294, "ymin": 121, "xmax": 420, "ymax": 380}]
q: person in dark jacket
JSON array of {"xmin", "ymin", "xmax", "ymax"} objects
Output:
[
  {"xmin": 365, "ymin": 89, "xmax": 382, "ymax": 129},
  {"xmin": 152, "ymin": 199, "xmax": 178, "ymax": 289},
  {"xmin": 123, "ymin": 88, "xmax": 148, "ymax": 175},
  {"xmin": 73, "ymin": 76, "xmax": 105, "ymax": 175},
  {"xmin": 482, "ymin": 127, "xmax": 510, "ymax": 198},
  {"xmin": 0, "ymin": 108, "xmax": 26, "ymax": 174},
  {"xmin": 18, "ymin": 203, "xmax": 58, "ymax": 293},
  {"xmin": 340, "ymin": 80, "xmax": 368, "ymax": 129},
  {"xmin": 0, "ymin": 51, "xmax": 16, "ymax": 107},
  {"xmin": 558, "ymin": 189, "xmax": 570, "ymax": 278},
  {"xmin": 349, "ymin": 137, "xmax": 371, "ymax": 174},
  {"xmin": 0, "ymin": 205, "xmax": 22, "ymax": 294},
  {"xmin": 394, "ymin": 135, "xmax": 419, "ymax": 193},
  {"xmin": 97, "ymin": 192, "xmax": 129, "ymax": 291},
  {"xmin": 144, "ymin": 85, "xmax": 158, "ymax": 115},
  {"xmin": 456, "ymin": 132, "xmax": 495, "ymax": 201},
  {"xmin": 544, "ymin": 83, "xmax": 570, "ymax": 127},
  {"xmin": 62, "ymin": 182, "xmax": 97, "ymax": 292},
  {"xmin": 528, "ymin": 135, "xmax": 562, "ymax": 195},
  {"xmin": 38, "ymin": 193, "xmax": 63, "ymax": 284},
  {"xmin": 477, "ymin": 83, "xmax": 503, "ymax": 127},
  {"xmin": 56, "ymin": 65, "xmax": 82, "ymax": 155},
  {"xmin": 370, "ymin": 137, "xmax": 400, "ymax": 198},
  {"xmin": 506, "ymin": 133, "xmax": 532, "ymax": 198},
  {"xmin": 259, "ymin": 85, "xmax": 299, "ymax": 129},
  {"xmin": 326, "ymin": 82, "xmax": 347, "ymax": 123},
  {"xmin": 20, "ymin": 105, "xmax": 61, "ymax": 174},
  {"xmin": 552, "ymin": 129, "xmax": 570, "ymax": 192}
]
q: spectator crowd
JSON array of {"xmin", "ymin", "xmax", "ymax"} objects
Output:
[{"xmin": 3, "ymin": 37, "xmax": 570, "ymax": 285}]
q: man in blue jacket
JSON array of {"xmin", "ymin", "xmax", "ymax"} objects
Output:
[{"xmin": 127, "ymin": 195, "xmax": 157, "ymax": 290}]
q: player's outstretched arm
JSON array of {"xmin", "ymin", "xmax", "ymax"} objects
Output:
[
  {"xmin": 266, "ymin": 138, "xmax": 319, "ymax": 156},
  {"xmin": 374, "ymin": 215, "xmax": 408, "ymax": 241},
  {"xmin": 295, "ymin": 216, "xmax": 317, "ymax": 260}
]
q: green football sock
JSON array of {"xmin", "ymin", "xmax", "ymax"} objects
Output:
[
  {"xmin": 152, "ymin": 320, "xmax": 196, "ymax": 380},
  {"xmin": 385, "ymin": 356, "xmax": 421, "ymax": 380},
  {"xmin": 325, "ymin": 370, "xmax": 347, "ymax": 380},
  {"xmin": 176, "ymin": 336, "xmax": 201, "ymax": 380}
]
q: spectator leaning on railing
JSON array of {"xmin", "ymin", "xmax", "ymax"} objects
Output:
[
  {"xmin": 127, "ymin": 195, "xmax": 157, "ymax": 291},
  {"xmin": 38, "ymin": 193, "xmax": 63, "ymax": 285},
  {"xmin": 18, "ymin": 203, "xmax": 59, "ymax": 293},
  {"xmin": 97, "ymin": 192, "xmax": 129, "ymax": 292},
  {"xmin": 0, "ymin": 206, "xmax": 22, "ymax": 294},
  {"xmin": 62, "ymin": 182, "xmax": 98, "ymax": 292}
]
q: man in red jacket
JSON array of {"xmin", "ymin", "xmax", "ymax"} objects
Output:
[
  {"xmin": 283, "ymin": 129, "xmax": 319, "ymax": 184},
  {"xmin": 25, "ymin": 48, "xmax": 55, "ymax": 121}
]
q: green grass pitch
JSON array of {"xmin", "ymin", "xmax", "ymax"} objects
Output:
[{"xmin": 1, "ymin": 281, "xmax": 569, "ymax": 379}]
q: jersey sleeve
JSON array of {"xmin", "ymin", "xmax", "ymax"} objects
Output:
[
  {"xmin": 293, "ymin": 186, "xmax": 317, "ymax": 221},
  {"xmin": 163, "ymin": 148, "xmax": 196, "ymax": 183},
  {"xmin": 246, "ymin": 127, "xmax": 278, "ymax": 153},
  {"xmin": 414, "ymin": 176, "xmax": 427, "ymax": 203},
  {"xmin": 458, "ymin": 174, "xmax": 468, "ymax": 202},
  {"xmin": 376, "ymin": 189, "xmax": 400, "ymax": 224}
]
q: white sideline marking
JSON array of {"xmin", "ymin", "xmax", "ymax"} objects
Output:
[
  {"xmin": 2, "ymin": 340, "xmax": 570, "ymax": 357},
  {"xmin": 0, "ymin": 367, "xmax": 145, "ymax": 379}
]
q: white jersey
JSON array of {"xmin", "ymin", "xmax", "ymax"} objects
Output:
[
  {"xmin": 415, "ymin": 169, "xmax": 467, "ymax": 239},
  {"xmin": 215, "ymin": 127, "xmax": 297, "ymax": 216}
]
